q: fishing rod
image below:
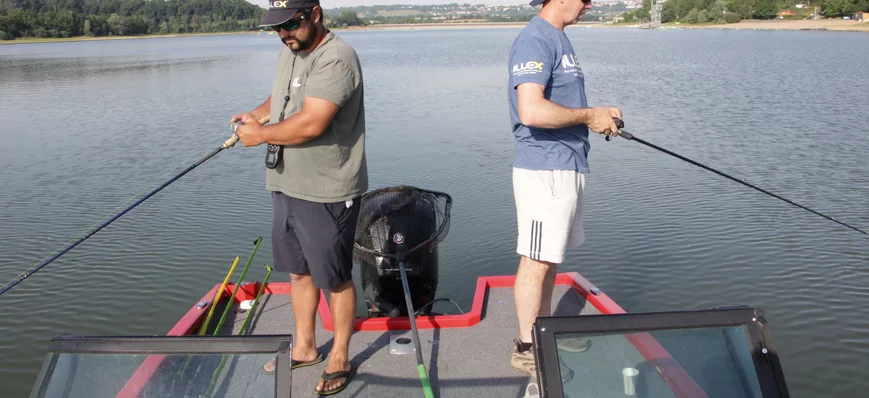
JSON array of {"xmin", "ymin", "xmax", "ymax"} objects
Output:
[
  {"xmin": 0, "ymin": 114, "xmax": 270, "ymax": 297},
  {"xmin": 606, "ymin": 118, "xmax": 868, "ymax": 236}
]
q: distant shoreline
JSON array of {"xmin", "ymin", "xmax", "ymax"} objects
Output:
[
  {"xmin": 2, "ymin": 18, "xmax": 866, "ymax": 45},
  {"xmin": 610, "ymin": 19, "xmax": 869, "ymax": 32},
  {"xmin": 0, "ymin": 30, "xmax": 257, "ymax": 45},
  {"xmin": 694, "ymin": 19, "xmax": 869, "ymax": 32},
  {"xmin": 0, "ymin": 22, "xmax": 554, "ymax": 45}
]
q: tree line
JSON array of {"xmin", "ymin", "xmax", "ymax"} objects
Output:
[
  {"xmin": 622, "ymin": 0, "xmax": 868, "ymax": 24},
  {"xmin": 0, "ymin": 0, "xmax": 264, "ymax": 40}
]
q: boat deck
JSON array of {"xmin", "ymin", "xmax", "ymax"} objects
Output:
[
  {"xmin": 126, "ymin": 272, "xmax": 757, "ymax": 398},
  {"xmin": 166, "ymin": 272, "xmax": 687, "ymax": 398},
  {"xmin": 228, "ymin": 284, "xmax": 595, "ymax": 397}
]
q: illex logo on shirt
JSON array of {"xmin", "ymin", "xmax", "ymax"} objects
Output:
[
  {"xmin": 512, "ymin": 61, "xmax": 544, "ymax": 76},
  {"xmin": 561, "ymin": 54, "xmax": 581, "ymax": 77}
]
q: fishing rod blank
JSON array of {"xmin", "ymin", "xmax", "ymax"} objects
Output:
[
  {"xmin": 608, "ymin": 118, "xmax": 867, "ymax": 236},
  {"xmin": 0, "ymin": 114, "xmax": 271, "ymax": 297}
]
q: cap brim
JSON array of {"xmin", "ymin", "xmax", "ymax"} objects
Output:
[
  {"xmin": 529, "ymin": 0, "xmax": 544, "ymax": 5},
  {"xmin": 259, "ymin": 8, "xmax": 299, "ymax": 27}
]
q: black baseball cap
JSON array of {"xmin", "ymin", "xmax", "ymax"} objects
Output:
[
  {"xmin": 529, "ymin": 0, "xmax": 544, "ymax": 5},
  {"xmin": 259, "ymin": 0, "xmax": 320, "ymax": 27}
]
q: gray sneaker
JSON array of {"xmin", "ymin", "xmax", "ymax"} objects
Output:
[{"xmin": 510, "ymin": 340, "xmax": 574, "ymax": 383}]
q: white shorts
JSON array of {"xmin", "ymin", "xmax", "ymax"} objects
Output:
[{"xmin": 513, "ymin": 167, "xmax": 585, "ymax": 264}]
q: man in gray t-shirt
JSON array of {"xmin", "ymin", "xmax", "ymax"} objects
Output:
[{"xmin": 232, "ymin": 0, "xmax": 365, "ymax": 394}]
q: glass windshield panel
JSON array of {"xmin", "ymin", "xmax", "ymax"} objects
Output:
[
  {"xmin": 556, "ymin": 326, "xmax": 762, "ymax": 398},
  {"xmin": 32, "ymin": 352, "xmax": 276, "ymax": 398}
]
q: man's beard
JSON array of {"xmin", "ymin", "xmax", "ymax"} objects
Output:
[
  {"xmin": 286, "ymin": 28, "xmax": 316, "ymax": 51},
  {"xmin": 288, "ymin": 37, "xmax": 313, "ymax": 51}
]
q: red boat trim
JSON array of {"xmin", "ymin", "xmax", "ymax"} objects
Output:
[
  {"xmin": 317, "ymin": 272, "xmax": 625, "ymax": 331},
  {"xmin": 118, "ymin": 272, "xmax": 706, "ymax": 398}
]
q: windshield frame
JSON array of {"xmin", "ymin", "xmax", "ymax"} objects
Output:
[
  {"xmin": 531, "ymin": 307, "xmax": 789, "ymax": 398},
  {"xmin": 31, "ymin": 334, "xmax": 292, "ymax": 398}
]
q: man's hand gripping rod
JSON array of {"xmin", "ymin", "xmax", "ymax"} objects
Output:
[
  {"xmin": 224, "ymin": 114, "xmax": 271, "ymax": 148},
  {"xmin": 605, "ymin": 118, "xmax": 631, "ymax": 141}
]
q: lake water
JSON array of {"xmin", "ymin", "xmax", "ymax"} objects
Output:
[{"xmin": 1, "ymin": 28, "xmax": 867, "ymax": 397}]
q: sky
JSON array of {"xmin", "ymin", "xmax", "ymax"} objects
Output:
[{"xmin": 246, "ymin": 0, "xmax": 532, "ymax": 9}]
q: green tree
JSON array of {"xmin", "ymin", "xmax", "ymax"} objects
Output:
[
  {"xmin": 661, "ymin": 2, "xmax": 678, "ymax": 22},
  {"xmin": 636, "ymin": 0, "xmax": 651, "ymax": 20},
  {"xmin": 107, "ymin": 13, "xmax": 125, "ymax": 34},
  {"xmin": 725, "ymin": 0, "xmax": 751, "ymax": 18},
  {"xmin": 1, "ymin": 0, "xmax": 14, "ymax": 13},
  {"xmin": 685, "ymin": 7, "xmax": 700, "ymax": 22},
  {"xmin": 336, "ymin": 10, "xmax": 362, "ymax": 26},
  {"xmin": 1, "ymin": 0, "xmax": 267, "ymax": 39},
  {"xmin": 753, "ymin": 0, "xmax": 779, "ymax": 19}
]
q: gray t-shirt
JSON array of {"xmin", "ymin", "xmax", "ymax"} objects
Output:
[{"xmin": 266, "ymin": 31, "xmax": 368, "ymax": 203}]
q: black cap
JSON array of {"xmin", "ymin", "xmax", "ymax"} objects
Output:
[
  {"xmin": 259, "ymin": 0, "xmax": 320, "ymax": 27},
  {"xmin": 529, "ymin": 0, "xmax": 544, "ymax": 5}
]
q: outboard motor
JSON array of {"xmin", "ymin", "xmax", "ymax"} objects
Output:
[{"xmin": 354, "ymin": 186, "xmax": 451, "ymax": 317}]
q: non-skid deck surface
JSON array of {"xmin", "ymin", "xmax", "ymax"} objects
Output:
[{"xmin": 213, "ymin": 285, "xmax": 601, "ymax": 397}]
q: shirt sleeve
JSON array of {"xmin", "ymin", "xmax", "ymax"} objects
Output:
[
  {"xmin": 305, "ymin": 57, "xmax": 359, "ymax": 107},
  {"xmin": 509, "ymin": 36, "xmax": 554, "ymax": 89}
]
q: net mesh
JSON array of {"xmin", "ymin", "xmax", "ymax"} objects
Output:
[{"xmin": 354, "ymin": 186, "xmax": 452, "ymax": 263}]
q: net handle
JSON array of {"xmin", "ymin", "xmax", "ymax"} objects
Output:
[{"xmin": 353, "ymin": 188, "xmax": 453, "ymax": 259}]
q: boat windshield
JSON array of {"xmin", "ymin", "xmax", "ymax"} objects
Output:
[
  {"xmin": 532, "ymin": 307, "xmax": 790, "ymax": 398},
  {"xmin": 29, "ymin": 335, "xmax": 292, "ymax": 398}
]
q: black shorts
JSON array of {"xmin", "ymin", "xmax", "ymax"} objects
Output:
[{"xmin": 271, "ymin": 191, "xmax": 360, "ymax": 290}]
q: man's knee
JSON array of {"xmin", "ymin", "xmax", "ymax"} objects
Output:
[
  {"xmin": 290, "ymin": 273, "xmax": 313, "ymax": 284},
  {"xmin": 329, "ymin": 280, "xmax": 355, "ymax": 293},
  {"xmin": 520, "ymin": 255, "xmax": 557, "ymax": 270}
]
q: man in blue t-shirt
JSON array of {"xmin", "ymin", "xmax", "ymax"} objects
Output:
[{"xmin": 508, "ymin": 0, "xmax": 623, "ymax": 378}]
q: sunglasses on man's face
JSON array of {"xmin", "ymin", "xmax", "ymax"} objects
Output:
[
  {"xmin": 272, "ymin": 15, "xmax": 305, "ymax": 32},
  {"xmin": 581, "ymin": 0, "xmax": 592, "ymax": 4}
]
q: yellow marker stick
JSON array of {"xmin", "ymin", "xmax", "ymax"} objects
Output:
[{"xmin": 198, "ymin": 256, "xmax": 239, "ymax": 335}]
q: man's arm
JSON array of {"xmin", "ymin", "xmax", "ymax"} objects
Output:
[
  {"xmin": 517, "ymin": 83, "xmax": 622, "ymax": 135},
  {"xmin": 235, "ymin": 96, "xmax": 338, "ymax": 147},
  {"xmin": 256, "ymin": 97, "xmax": 338, "ymax": 146},
  {"xmin": 237, "ymin": 56, "xmax": 358, "ymax": 148}
]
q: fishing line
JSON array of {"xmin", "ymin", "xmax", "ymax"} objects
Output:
[{"xmin": 607, "ymin": 118, "xmax": 867, "ymax": 236}]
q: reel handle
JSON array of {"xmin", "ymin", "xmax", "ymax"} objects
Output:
[
  {"xmin": 223, "ymin": 114, "xmax": 271, "ymax": 149},
  {"xmin": 605, "ymin": 117, "xmax": 625, "ymax": 141}
]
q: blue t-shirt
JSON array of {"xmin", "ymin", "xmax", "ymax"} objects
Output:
[{"xmin": 508, "ymin": 16, "xmax": 590, "ymax": 173}]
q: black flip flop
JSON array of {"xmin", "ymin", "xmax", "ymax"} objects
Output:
[
  {"xmin": 292, "ymin": 352, "xmax": 326, "ymax": 370},
  {"xmin": 313, "ymin": 366, "xmax": 357, "ymax": 396}
]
